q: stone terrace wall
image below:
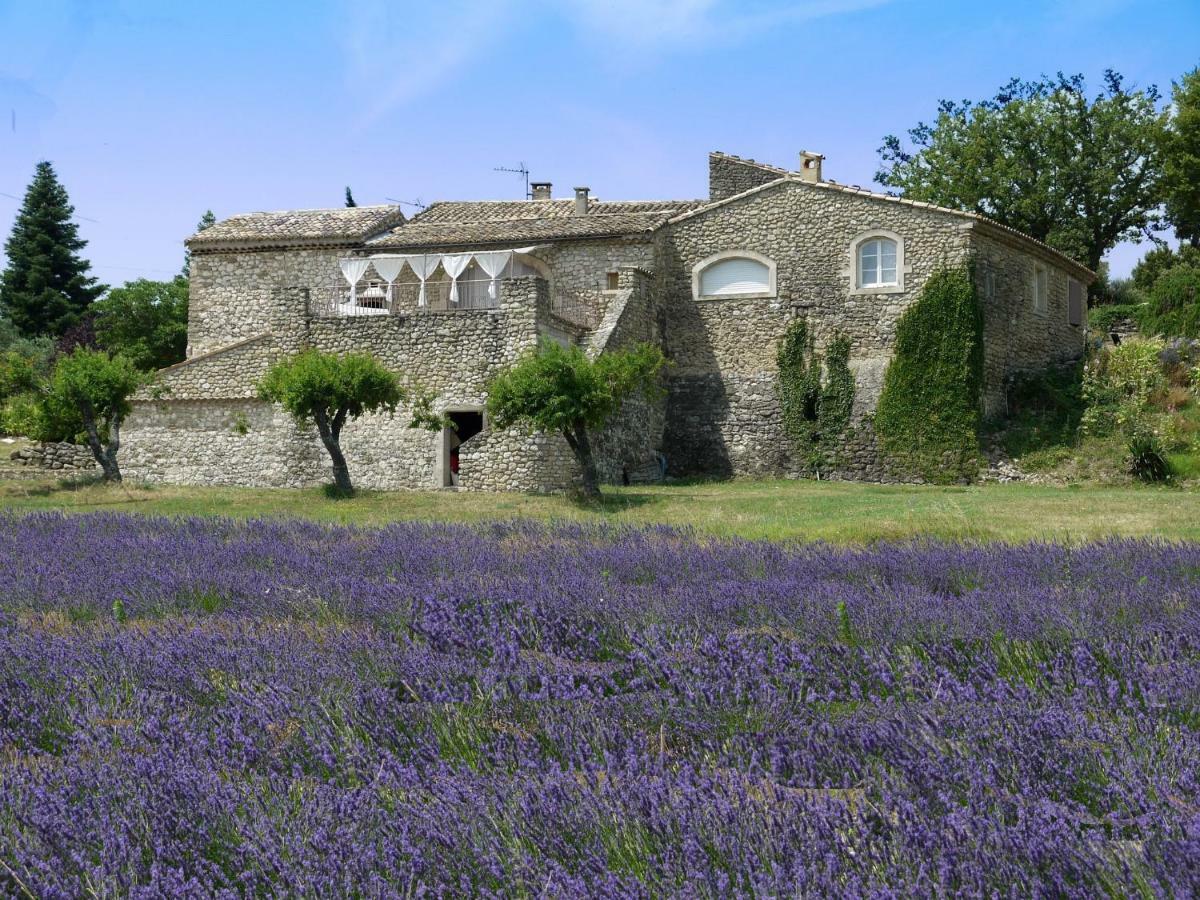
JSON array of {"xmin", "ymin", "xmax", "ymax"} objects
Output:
[
  {"xmin": 123, "ymin": 277, "xmax": 587, "ymax": 492},
  {"xmin": 658, "ymin": 179, "xmax": 973, "ymax": 477},
  {"xmin": 188, "ymin": 248, "xmax": 340, "ymax": 357},
  {"xmin": 971, "ymin": 231, "xmax": 1087, "ymax": 418}
]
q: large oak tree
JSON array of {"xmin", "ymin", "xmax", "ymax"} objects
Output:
[
  {"xmin": 1163, "ymin": 66, "xmax": 1200, "ymax": 248},
  {"xmin": 876, "ymin": 71, "xmax": 1169, "ymax": 274}
]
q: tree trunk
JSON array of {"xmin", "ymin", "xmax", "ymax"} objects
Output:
[
  {"xmin": 314, "ymin": 407, "xmax": 353, "ymax": 493},
  {"xmin": 563, "ymin": 422, "xmax": 601, "ymax": 498},
  {"xmin": 79, "ymin": 399, "xmax": 121, "ymax": 482}
]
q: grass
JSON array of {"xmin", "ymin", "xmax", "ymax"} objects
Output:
[{"xmin": 2, "ymin": 474, "xmax": 1199, "ymax": 543}]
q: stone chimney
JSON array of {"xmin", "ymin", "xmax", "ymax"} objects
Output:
[
  {"xmin": 531, "ymin": 182, "xmax": 552, "ymax": 201},
  {"xmin": 798, "ymin": 151, "xmax": 824, "ymax": 183},
  {"xmin": 573, "ymin": 187, "xmax": 589, "ymax": 216}
]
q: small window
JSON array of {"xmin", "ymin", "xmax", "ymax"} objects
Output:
[
  {"xmin": 605, "ymin": 271, "xmax": 620, "ymax": 291},
  {"xmin": 1033, "ymin": 265, "xmax": 1048, "ymax": 313},
  {"xmin": 858, "ymin": 238, "xmax": 898, "ymax": 288},
  {"xmin": 696, "ymin": 254, "xmax": 774, "ymax": 298},
  {"xmin": 983, "ymin": 268, "xmax": 997, "ymax": 302},
  {"xmin": 1068, "ymin": 278, "xmax": 1084, "ymax": 327}
]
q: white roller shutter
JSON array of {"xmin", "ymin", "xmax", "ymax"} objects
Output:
[{"xmin": 700, "ymin": 257, "xmax": 770, "ymax": 296}]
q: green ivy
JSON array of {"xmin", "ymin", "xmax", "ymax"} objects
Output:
[
  {"xmin": 875, "ymin": 265, "xmax": 984, "ymax": 482},
  {"xmin": 777, "ymin": 320, "xmax": 855, "ymax": 476}
]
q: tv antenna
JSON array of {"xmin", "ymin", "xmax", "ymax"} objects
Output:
[
  {"xmin": 494, "ymin": 161, "xmax": 530, "ymax": 199},
  {"xmin": 385, "ymin": 197, "xmax": 426, "ymax": 210}
]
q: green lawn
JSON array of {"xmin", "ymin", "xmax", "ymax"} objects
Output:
[{"xmin": 2, "ymin": 474, "xmax": 1198, "ymax": 543}]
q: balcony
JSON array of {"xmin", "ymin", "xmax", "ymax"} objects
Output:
[
  {"xmin": 310, "ymin": 276, "xmax": 503, "ymax": 318},
  {"xmin": 310, "ymin": 266, "xmax": 604, "ymax": 330}
]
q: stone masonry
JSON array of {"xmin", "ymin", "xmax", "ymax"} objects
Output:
[{"xmin": 121, "ymin": 150, "xmax": 1093, "ymax": 491}]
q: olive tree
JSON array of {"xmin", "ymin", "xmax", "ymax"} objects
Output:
[
  {"xmin": 258, "ymin": 349, "xmax": 442, "ymax": 494},
  {"xmin": 486, "ymin": 341, "xmax": 665, "ymax": 497},
  {"xmin": 42, "ymin": 348, "xmax": 144, "ymax": 481}
]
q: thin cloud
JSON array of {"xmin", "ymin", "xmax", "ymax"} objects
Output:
[
  {"xmin": 341, "ymin": 0, "xmax": 515, "ymax": 127},
  {"xmin": 343, "ymin": 0, "xmax": 890, "ymax": 123},
  {"xmin": 561, "ymin": 0, "xmax": 893, "ymax": 48}
]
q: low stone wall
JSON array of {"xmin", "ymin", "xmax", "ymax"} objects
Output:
[
  {"xmin": 457, "ymin": 428, "xmax": 579, "ymax": 492},
  {"xmin": 9, "ymin": 442, "xmax": 98, "ymax": 472},
  {"xmin": 122, "ymin": 398, "xmax": 583, "ymax": 493}
]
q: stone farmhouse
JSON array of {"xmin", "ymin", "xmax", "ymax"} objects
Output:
[{"xmin": 121, "ymin": 151, "xmax": 1094, "ymax": 491}]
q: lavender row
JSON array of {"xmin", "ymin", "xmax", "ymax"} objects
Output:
[{"xmin": 0, "ymin": 513, "xmax": 1198, "ymax": 896}]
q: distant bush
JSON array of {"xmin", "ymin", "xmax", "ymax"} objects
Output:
[
  {"xmin": 1141, "ymin": 266, "xmax": 1200, "ymax": 339},
  {"xmin": 1131, "ymin": 244, "xmax": 1200, "ymax": 292},
  {"xmin": 0, "ymin": 391, "xmax": 54, "ymax": 439},
  {"xmin": 1087, "ymin": 302, "xmax": 1146, "ymax": 334}
]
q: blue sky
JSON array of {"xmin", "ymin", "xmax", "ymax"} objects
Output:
[{"xmin": 1, "ymin": 0, "xmax": 1197, "ymax": 284}]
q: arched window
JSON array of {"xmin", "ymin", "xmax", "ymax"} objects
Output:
[
  {"xmin": 849, "ymin": 230, "xmax": 906, "ymax": 293},
  {"xmin": 692, "ymin": 251, "xmax": 776, "ymax": 300},
  {"xmin": 858, "ymin": 238, "xmax": 898, "ymax": 287}
]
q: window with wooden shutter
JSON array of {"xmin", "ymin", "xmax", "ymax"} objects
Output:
[{"xmin": 1068, "ymin": 279, "xmax": 1084, "ymax": 327}]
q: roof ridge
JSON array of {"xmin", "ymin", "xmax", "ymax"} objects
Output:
[
  {"xmin": 709, "ymin": 151, "xmax": 792, "ymax": 175},
  {"xmin": 222, "ymin": 203, "xmax": 399, "ymax": 217}
]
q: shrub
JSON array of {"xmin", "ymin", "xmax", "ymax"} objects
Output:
[
  {"xmin": 1081, "ymin": 337, "xmax": 1166, "ymax": 436},
  {"xmin": 0, "ymin": 390, "xmax": 51, "ymax": 438},
  {"xmin": 875, "ymin": 266, "xmax": 983, "ymax": 482},
  {"xmin": 0, "ymin": 350, "xmax": 39, "ymax": 400},
  {"xmin": 1127, "ymin": 426, "xmax": 1172, "ymax": 482}
]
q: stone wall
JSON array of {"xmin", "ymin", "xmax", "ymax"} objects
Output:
[
  {"xmin": 589, "ymin": 268, "xmax": 669, "ymax": 483},
  {"xmin": 123, "ymin": 277, "xmax": 597, "ymax": 492},
  {"xmin": 9, "ymin": 442, "xmax": 98, "ymax": 472},
  {"xmin": 658, "ymin": 179, "xmax": 974, "ymax": 477},
  {"xmin": 708, "ymin": 154, "xmax": 787, "ymax": 202},
  {"xmin": 133, "ymin": 179, "xmax": 1091, "ymax": 491},
  {"xmin": 971, "ymin": 231, "xmax": 1088, "ymax": 418},
  {"xmin": 187, "ymin": 248, "xmax": 343, "ymax": 357}
]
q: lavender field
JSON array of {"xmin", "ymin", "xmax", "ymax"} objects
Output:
[{"xmin": 0, "ymin": 513, "xmax": 1198, "ymax": 897}]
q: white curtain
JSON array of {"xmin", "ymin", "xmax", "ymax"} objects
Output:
[
  {"xmin": 473, "ymin": 251, "xmax": 511, "ymax": 301},
  {"xmin": 407, "ymin": 255, "xmax": 440, "ymax": 307},
  {"xmin": 371, "ymin": 257, "xmax": 406, "ymax": 307},
  {"xmin": 339, "ymin": 258, "xmax": 371, "ymax": 306},
  {"xmin": 441, "ymin": 253, "xmax": 472, "ymax": 305}
]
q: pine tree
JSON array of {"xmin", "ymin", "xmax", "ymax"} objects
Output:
[
  {"xmin": 0, "ymin": 161, "xmax": 105, "ymax": 337},
  {"xmin": 345, "ymin": 186, "xmax": 357, "ymax": 208},
  {"xmin": 1164, "ymin": 67, "xmax": 1200, "ymax": 248},
  {"xmin": 182, "ymin": 209, "xmax": 217, "ymax": 277}
]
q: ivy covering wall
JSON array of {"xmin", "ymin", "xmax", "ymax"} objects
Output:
[
  {"xmin": 777, "ymin": 319, "xmax": 854, "ymax": 476},
  {"xmin": 874, "ymin": 266, "xmax": 983, "ymax": 482}
]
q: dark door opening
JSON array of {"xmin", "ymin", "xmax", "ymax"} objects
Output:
[{"xmin": 445, "ymin": 411, "xmax": 484, "ymax": 486}]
